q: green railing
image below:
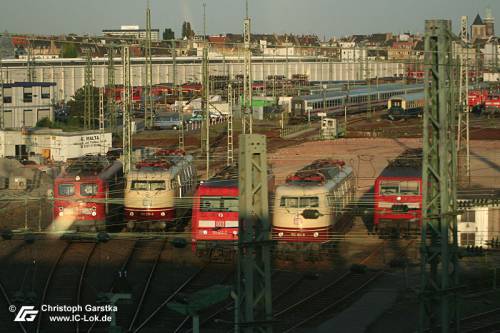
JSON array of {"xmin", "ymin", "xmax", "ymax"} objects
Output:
[{"xmin": 279, "ymin": 123, "xmax": 311, "ymax": 138}]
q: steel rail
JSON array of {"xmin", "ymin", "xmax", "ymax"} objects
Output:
[
  {"xmin": 127, "ymin": 239, "xmax": 168, "ymax": 332},
  {"xmin": 35, "ymin": 241, "xmax": 71, "ymax": 333},
  {"xmin": 76, "ymin": 242, "xmax": 98, "ymax": 333},
  {"xmin": 0, "ymin": 279, "xmax": 28, "ymax": 333}
]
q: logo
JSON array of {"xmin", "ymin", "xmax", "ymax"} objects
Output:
[{"xmin": 13, "ymin": 306, "xmax": 39, "ymax": 322}]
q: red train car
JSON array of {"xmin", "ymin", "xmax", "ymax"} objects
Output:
[
  {"xmin": 485, "ymin": 94, "xmax": 500, "ymax": 115},
  {"xmin": 191, "ymin": 166, "xmax": 275, "ymax": 251},
  {"xmin": 468, "ymin": 89, "xmax": 488, "ymax": 112},
  {"xmin": 373, "ymin": 149, "xmax": 422, "ymax": 237},
  {"xmin": 53, "ymin": 155, "xmax": 123, "ymax": 232},
  {"xmin": 191, "ymin": 167, "xmax": 239, "ymax": 249}
]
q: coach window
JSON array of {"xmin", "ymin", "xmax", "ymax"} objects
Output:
[
  {"xmin": 58, "ymin": 184, "xmax": 75, "ymax": 196},
  {"xmin": 81, "ymin": 183, "xmax": 98, "ymax": 196}
]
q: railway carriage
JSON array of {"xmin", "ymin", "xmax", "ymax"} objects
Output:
[
  {"xmin": 53, "ymin": 155, "xmax": 123, "ymax": 231},
  {"xmin": 373, "ymin": 149, "xmax": 422, "ymax": 237},
  {"xmin": 387, "ymin": 92, "xmax": 424, "ymax": 120},
  {"xmin": 291, "ymin": 83, "xmax": 423, "ymax": 120},
  {"xmin": 124, "ymin": 150, "xmax": 196, "ymax": 231},
  {"xmin": 272, "ymin": 159, "xmax": 355, "ymax": 243}
]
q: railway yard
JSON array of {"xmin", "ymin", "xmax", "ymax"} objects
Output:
[
  {"xmin": 2, "ymin": 2, "xmax": 500, "ymax": 332},
  {"xmin": 0, "ymin": 117, "xmax": 499, "ymax": 332}
]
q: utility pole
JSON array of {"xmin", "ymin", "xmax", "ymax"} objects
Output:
[
  {"xmin": 242, "ymin": 0, "xmax": 253, "ymax": 134},
  {"xmin": 236, "ymin": 134, "xmax": 273, "ymax": 333},
  {"xmin": 0, "ymin": 57, "xmax": 4, "ymax": 129},
  {"xmin": 26, "ymin": 38, "xmax": 35, "ymax": 82},
  {"xmin": 201, "ymin": 47, "xmax": 210, "ymax": 178},
  {"xmin": 107, "ymin": 46, "xmax": 116, "ymax": 131},
  {"xmin": 457, "ymin": 16, "xmax": 470, "ymax": 186},
  {"xmin": 84, "ymin": 51, "xmax": 93, "ymax": 129},
  {"xmin": 172, "ymin": 41, "xmax": 184, "ymax": 151},
  {"xmin": 227, "ymin": 84, "xmax": 234, "ymax": 166},
  {"xmin": 419, "ymin": 19, "xmax": 460, "ymax": 333},
  {"xmin": 99, "ymin": 87, "xmax": 105, "ymax": 155},
  {"xmin": 122, "ymin": 46, "xmax": 132, "ymax": 174},
  {"xmin": 144, "ymin": 1, "xmax": 153, "ymax": 129}
]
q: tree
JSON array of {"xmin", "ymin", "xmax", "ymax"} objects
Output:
[
  {"xmin": 181, "ymin": 21, "xmax": 194, "ymax": 39},
  {"xmin": 61, "ymin": 43, "xmax": 78, "ymax": 58},
  {"xmin": 162, "ymin": 28, "xmax": 175, "ymax": 40},
  {"xmin": 66, "ymin": 86, "xmax": 108, "ymax": 128},
  {"xmin": 0, "ymin": 31, "xmax": 14, "ymax": 59}
]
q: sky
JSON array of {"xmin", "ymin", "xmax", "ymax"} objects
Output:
[{"xmin": 0, "ymin": 0, "xmax": 499, "ymax": 38}]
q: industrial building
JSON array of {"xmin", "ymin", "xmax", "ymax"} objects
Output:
[
  {"xmin": 102, "ymin": 25, "xmax": 160, "ymax": 42},
  {"xmin": 0, "ymin": 128, "xmax": 112, "ymax": 162},
  {"xmin": 0, "ymin": 82, "xmax": 56, "ymax": 128}
]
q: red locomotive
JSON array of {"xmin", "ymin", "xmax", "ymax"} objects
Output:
[
  {"xmin": 53, "ymin": 155, "xmax": 124, "ymax": 232},
  {"xmin": 191, "ymin": 167, "xmax": 240, "ymax": 250},
  {"xmin": 191, "ymin": 166, "xmax": 275, "ymax": 252},
  {"xmin": 373, "ymin": 149, "xmax": 422, "ymax": 237},
  {"xmin": 468, "ymin": 89, "xmax": 488, "ymax": 112},
  {"xmin": 484, "ymin": 94, "xmax": 500, "ymax": 115}
]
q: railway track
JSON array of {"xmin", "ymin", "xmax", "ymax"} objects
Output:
[
  {"xmin": 459, "ymin": 307, "xmax": 500, "ymax": 333},
  {"xmin": 132, "ymin": 262, "xmax": 233, "ymax": 333},
  {"xmin": 35, "ymin": 241, "xmax": 96, "ymax": 333}
]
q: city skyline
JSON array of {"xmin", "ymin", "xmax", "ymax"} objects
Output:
[{"xmin": 0, "ymin": 0, "xmax": 498, "ymax": 38}]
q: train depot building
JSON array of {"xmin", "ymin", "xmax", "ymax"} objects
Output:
[
  {"xmin": 0, "ymin": 128, "xmax": 112, "ymax": 162},
  {"xmin": 0, "ymin": 82, "xmax": 56, "ymax": 128}
]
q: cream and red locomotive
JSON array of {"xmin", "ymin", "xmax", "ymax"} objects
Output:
[{"xmin": 273, "ymin": 159, "xmax": 355, "ymax": 243}]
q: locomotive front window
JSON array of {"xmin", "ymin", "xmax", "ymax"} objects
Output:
[
  {"xmin": 280, "ymin": 196, "xmax": 319, "ymax": 208},
  {"xmin": 150, "ymin": 181, "xmax": 166, "ymax": 191},
  {"xmin": 131, "ymin": 181, "xmax": 149, "ymax": 191},
  {"xmin": 380, "ymin": 181, "xmax": 419, "ymax": 195},
  {"xmin": 399, "ymin": 181, "xmax": 419, "ymax": 195},
  {"xmin": 200, "ymin": 196, "xmax": 239, "ymax": 212},
  {"xmin": 380, "ymin": 182, "xmax": 399, "ymax": 195},
  {"xmin": 80, "ymin": 183, "xmax": 98, "ymax": 196},
  {"xmin": 58, "ymin": 183, "xmax": 75, "ymax": 196},
  {"xmin": 392, "ymin": 100, "xmax": 402, "ymax": 107}
]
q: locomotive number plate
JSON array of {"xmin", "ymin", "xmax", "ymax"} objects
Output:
[
  {"xmin": 294, "ymin": 217, "xmax": 302, "ymax": 225},
  {"xmin": 215, "ymin": 220, "xmax": 225, "ymax": 228}
]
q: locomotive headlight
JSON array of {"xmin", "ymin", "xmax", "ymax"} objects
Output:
[
  {"xmin": 232, "ymin": 231, "xmax": 238, "ymax": 235},
  {"xmin": 91, "ymin": 207, "xmax": 96, "ymax": 211},
  {"xmin": 278, "ymin": 232, "xmax": 284, "ymax": 237},
  {"xmin": 202, "ymin": 230, "xmax": 208, "ymax": 235},
  {"xmin": 397, "ymin": 196, "xmax": 402, "ymax": 201},
  {"xmin": 129, "ymin": 211, "xmax": 134, "ymax": 216},
  {"xmin": 91, "ymin": 211, "xmax": 97, "ymax": 216},
  {"xmin": 58, "ymin": 207, "xmax": 64, "ymax": 211},
  {"xmin": 160, "ymin": 212, "xmax": 166, "ymax": 217},
  {"xmin": 58, "ymin": 212, "xmax": 64, "ymax": 217},
  {"xmin": 313, "ymin": 232, "xmax": 319, "ymax": 238}
]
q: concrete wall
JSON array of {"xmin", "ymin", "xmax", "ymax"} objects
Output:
[{"xmin": 0, "ymin": 56, "xmax": 405, "ymax": 101}]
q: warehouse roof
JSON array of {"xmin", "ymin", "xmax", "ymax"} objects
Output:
[{"xmin": 0, "ymin": 82, "xmax": 56, "ymax": 88}]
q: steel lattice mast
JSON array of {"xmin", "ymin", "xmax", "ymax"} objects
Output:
[
  {"xmin": 201, "ymin": 47, "xmax": 210, "ymax": 178},
  {"xmin": 457, "ymin": 16, "xmax": 470, "ymax": 186},
  {"xmin": 122, "ymin": 46, "xmax": 132, "ymax": 174},
  {"xmin": 144, "ymin": 1, "xmax": 153, "ymax": 129},
  {"xmin": 0, "ymin": 57, "xmax": 4, "ymax": 129},
  {"xmin": 84, "ymin": 51, "xmax": 93, "ymax": 129},
  {"xmin": 107, "ymin": 46, "xmax": 116, "ymax": 131},
  {"xmin": 172, "ymin": 41, "xmax": 184, "ymax": 151},
  {"xmin": 98, "ymin": 87, "xmax": 105, "ymax": 155},
  {"xmin": 419, "ymin": 19, "xmax": 460, "ymax": 333},
  {"xmin": 242, "ymin": 0, "xmax": 253, "ymax": 134},
  {"xmin": 227, "ymin": 83, "xmax": 234, "ymax": 166},
  {"xmin": 236, "ymin": 134, "xmax": 273, "ymax": 333}
]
